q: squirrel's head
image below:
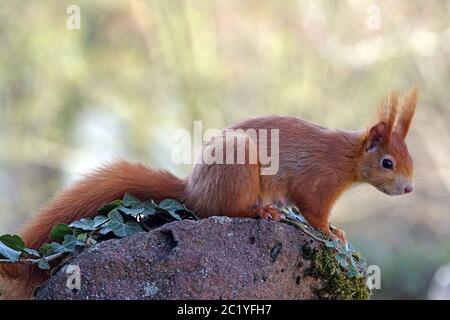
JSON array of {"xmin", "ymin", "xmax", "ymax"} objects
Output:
[{"xmin": 359, "ymin": 89, "xmax": 418, "ymax": 196}]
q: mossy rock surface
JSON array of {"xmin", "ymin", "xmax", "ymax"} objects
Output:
[
  {"xmin": 304, "ymin": 245, "xmax": 370, "ymax": 300},
  {"xmin": 35, "ymin": 217, "xmax": 370, "ymax": 300}
]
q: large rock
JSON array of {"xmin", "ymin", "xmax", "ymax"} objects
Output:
[{"xmin": 34, "ymin": 217, "xmax": 369, "ymax": 300}]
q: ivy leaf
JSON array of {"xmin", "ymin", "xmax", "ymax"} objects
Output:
[
  {"xmin": 77, "ymin": 233, "xmax": 87, "ymax": 241},
  {"xmin": 283, "ymin": 207, "xmax": 307, "ymax": 223},
  {"xmin": 181, "ymin": 205, "xmax": 199, "ymax": 220},
  {"xmin": 93, "ymin": 215, "xmax": 109, "ymax": 228},
  {"xmin": 158, "ymin": 199, "xmax": 183, "ymax": 220},
  {"xmin": 50, "ymin": 224, "xmax": 73, "ymax": 241},
  {"xmin": 346, "ymin": 268, "xmax": 359, "ymax": 278},
  {"xmin": 23, "ymin": 248, "xmax": 40, "ymax": 257},
  {"xmin": 122, "ymin": 194, "xmax": 141, "ymax": 207},
  {"xmin": 39, "ymin": 243, "xmax": 54, "ymax": 256},
  {"xmin": 50, "ymin": 235, "xmax": 77, "ymax": 253},
  {"xmin": 69, "ymin": 219, "xmax": 96, "ymax": 231},
  {"xmin": 0, "ymin": 234, "xmax": 26, "ymax": 252},
  {"xmin": 123, "ymin": 221, "xmax": 143, "ymax": 234},
  {"xmin": 349, "ymin": 255, "xmax": 358, "ymax": 268},
  {"xmin": 98, "ymin": 199, "xmax": 123, "ymax": 215},
  {"xmin": 119, "ymin": 205, "xmax": 145, "ymax": 217},
  {"xmin": 76, "ymin": 233, "xmax": 88, "ymax": 245},
  {"xmin": 141, "ymin": 202, "xmax": 157, "ymax": 217},
  {"xmin": 37, "ymin": 257, "xmax": 50, "ymax": 270},
  {"xmin": 351, "ymin": 251, "xmax": 362, "ymax": 262},
  {"xmin": 358, "ymin": 257, "xmax": 368, "ymax": 272},
  {"xmin": 325, "ymin": 240, "xmax": 340, "ymax": 249},
  {"xmin": 108, "ymin": 210, "xmax": 143, "ymax": 238},
  {"xmin": 50, "ymin": 243, "xmax": 63, "ymax": 254},
  {"xmin": 166, "ymin": 211, "xmax": 182, "ymax": 221},
  {"xmin": 346, "ymin": 243, "xmax": 357, "ymax": 252},
  {"xmin": 0, "ymin": 241, "xmax": 22, "ymax": 262},
  {"xmin": 336, "ymin": 253, "xmax": 349, "ymax": 268},
  {"xmin": 159, "ymin": 199, "xmax": 184, "ymax": 212},
  {"xmin": 99, "ymin": 225, "xmax": 112, "ymax": 235},
  {"xmin": 62, "ymin": 235, "xmax": 78, "ymax": 248}
]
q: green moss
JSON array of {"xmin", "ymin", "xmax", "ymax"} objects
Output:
[{"xmin": 303, "ymin": 245, "xmax": 371, "ymax": 300}]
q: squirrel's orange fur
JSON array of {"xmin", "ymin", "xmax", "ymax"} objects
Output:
[{"xmin": 0, "ymin": 89, "xmax": 418, "ymax": 299}]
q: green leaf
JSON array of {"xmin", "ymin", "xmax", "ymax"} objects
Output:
[
  {"xmin": 107, "ymin": 210, "xmax": 122, "ymax": 223},
  {"xmin": 182, "ymin": 205, "xmax": 199, "ymax": 220},
  {"xmin": 345, "ymin": 268, "xmax": 359, "ymax": 278},
  {"xmin": 141, "ymin": 202, "xmax": 157, "ymax": 217},
  {"xmin": 50, "ymin": 224, "xmax": 73, "ymax": 241},
  {"xmin": 349, "ymin": 256, "xmax": 358, "ymax": 268},
  {"xmin": 37, "ymin": 257, "xmax": 50, "ymax": 270},
  {"xmin": 98, "ymin": 199, "xmax": 123, "ymax": 215},
  {"xmin": 50, "ymin": 243, "xmax": 63, "ymax": 253},
  {"xmin": 39, "ymin": 243, "xmax": 54, "ymax": 256},
  {"xmin": 108, "ymin": 210, "xmax": 143, "ymax": 238},
  {"xmin": 283, "ymin": 207, "xmax": 306, "ymax": 223},
  {"xmin": 346, "ymin": 243, "xmax": 357, "ymax": 252},
  {"xmin": 62, "ymin": 234, "xmax": 78, "ymax": 248},
  {"xmin": 69, "ymin": 219, "xmax": 96, "ymax": 231},
  {"xmin": 169, "ymin": 211, "xmax": 182, "ymax": 221},
  {"xmin": 0, "ymin": 234, "xmax": 26, "ymax": 252},
  {"xmin": 351, "ymin": 251, "xmax": 362, "ymax": 261},
  {"xmin": 93, "ymin": 215, "xmax": 109, "ymax": 228},
  {"xmin": 158, "ymin": 199, "xmax": 184, "ymax": 221},
  {"xmin": 23, "ymin": 248, "xmax": 40, "ymax": 257},
  {"xmin": 159, "ymin": 199, "xmax": 184, "ymax": 213},
  {"xmin": 123, "ymin": 221, "xmax": 143, "ymax": 234},
  {"xmin": 76, "ymin": 233, "xmax": 87, "ymax": 241},
  {"xmin": 336, "ymin": 253, "xmax": 349, "ymax": 268},
  {"xmin": 358, "ymin": 257, "xmax": 368, "ymax": 271},
  {"xmin": 325, "ymin": 240, "xmax": 340, "ymax": 249},
  {"xmin": 0, "ymin": 241, "xmax": 22, "ymax": 262},
  {"xmin": 99, "ymin": 225, "xmax": 112, "ymax": 235},
  {"xmin": 76, "ymin": 233, "xmax": 88, "ymax": 245},
  {"xmin": 50, "ymin": 235, "xmax": 77, "ymax": 253},
  {"xmin": 122, "ymin": 194, "xmax": 141, "ymax": 207},
  {"xmin": 119, "ymin": 205, "xmax": 145, "ymax": 217}
]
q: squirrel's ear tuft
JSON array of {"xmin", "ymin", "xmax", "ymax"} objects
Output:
[
  {"xmin": 377, "ymin": 92, "xmax": 398, "ymax": 139},
  {"xmin": 363, "ymin": 92, "xmax": 398, "ymax": 152},
  {"xmin": 365, "ymin": 122, "xmax": 388, "ymax": 152},
  {"xmin": 395, "ymin": 88, "xmax": 419, "ymax": 139}
]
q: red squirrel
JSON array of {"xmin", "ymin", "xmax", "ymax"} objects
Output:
[{"xmin": 0, "ymin": 89, "xmax": 418, "ymax": 299}]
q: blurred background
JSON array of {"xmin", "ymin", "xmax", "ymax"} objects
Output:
[{"xmin": 1, "ymin": 0, "xmax": 449, "ymax": 299}]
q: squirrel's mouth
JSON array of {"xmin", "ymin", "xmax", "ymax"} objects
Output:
[
  {"xmin": 379, "ymin": 188, "xmax": 397, "ymax": 196},
  {"xmin": 377, "ymin": 181, "xmax": 414, "ymax": 196}
]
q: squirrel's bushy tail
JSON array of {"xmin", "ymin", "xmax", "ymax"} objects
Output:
[{"xmin": 0, "ymin": 160, "xmax": 186, "ymax": 299}]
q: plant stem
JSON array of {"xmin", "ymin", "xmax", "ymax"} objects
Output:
[
  {"xmin": 0, "ymin": 251, "xmax": 65, "ymax": 265},
  {"xmin": 280, "ymin": 218, "xmax": 327, "ymax": 243}
]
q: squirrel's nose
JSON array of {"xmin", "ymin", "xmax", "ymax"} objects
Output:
[{"xmin": 404, "ymin": 186, "xmax": 413, "ymax": 194}]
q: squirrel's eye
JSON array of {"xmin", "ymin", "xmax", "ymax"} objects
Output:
[{"xmin": 381, "ymin": 158, "xmax": 394, "ymax": 170}]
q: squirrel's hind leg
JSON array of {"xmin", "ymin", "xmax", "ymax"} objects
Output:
[{"xmin": 184, "ymin": 132, "xmax": 262, "ymax": 218}]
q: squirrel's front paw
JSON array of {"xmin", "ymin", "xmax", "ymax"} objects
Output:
[{"xmin": 329, "ymin": 225, "xmax": 347, "ymax": 246}]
